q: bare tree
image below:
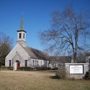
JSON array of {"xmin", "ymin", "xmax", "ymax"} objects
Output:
[
  {"xmin": 0, "ymin": 32, "xmax": 13, "ymax": 65},
  {"xmin": 39, "ymin": 5, "xmax": 90, "ymax": 63}
]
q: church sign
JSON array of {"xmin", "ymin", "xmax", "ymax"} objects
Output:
[{"xmin": 70, "ymin": 65, "xmax": 83, "ymax": 74}]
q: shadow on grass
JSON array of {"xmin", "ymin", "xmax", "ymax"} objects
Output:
[{"xmin": 49, "ymin": 76, "xmax": 59, "ymax": 79}]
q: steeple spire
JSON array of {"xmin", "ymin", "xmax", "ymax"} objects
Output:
[
  {"xmin": 16, "ymin": 12, "xmax": 26, "ymax": 47},
  {"xmin": 20, "ymin": 12, "xmax": 24, "ymax": 30}
]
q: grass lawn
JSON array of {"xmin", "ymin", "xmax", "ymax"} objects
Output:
[{"xmin": 0, "ymin": 70, "xmax": 90, "ymax": 90}]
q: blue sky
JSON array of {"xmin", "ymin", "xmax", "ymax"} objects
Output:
[{"xmin": 0, "ymin": 0, "xmax": 90, "ymax": 51}]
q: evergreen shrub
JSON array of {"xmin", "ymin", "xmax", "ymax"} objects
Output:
[{"xmin": 84, "ymin": 70, "xmax": 90, "ymax": 80}]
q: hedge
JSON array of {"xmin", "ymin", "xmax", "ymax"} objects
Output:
[
  {"xmin": 0, "ymin": 66, "xmax": 13, "ymax": 70},
  {"xmin": 17, "ymin": 67, "xmax": 51, "ymax": 71}
]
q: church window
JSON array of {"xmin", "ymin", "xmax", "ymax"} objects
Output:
[
  {"xmin": 25, "ymin": 60, "xmax": 27, "ymax": 67},
  {"xmin": 19, "ymin": 33, "xmax": 21, "ymax": 38},
  {"xmin": 9, "ymin": 60, "xmax": 11, "ymax": 67}
]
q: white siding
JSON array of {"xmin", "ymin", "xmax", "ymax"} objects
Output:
[{"xmin": 5, "ymin": 43, "xmax": 30, "ymax": 67}]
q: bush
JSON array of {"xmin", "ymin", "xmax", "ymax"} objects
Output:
[
  {"xmin": 17, "ymin": 67, "xmax": 51, "ymax": 71},
  {"xmin": 0, "ymin": 66, "xmax": 13, "ymax": 70},
  {"xmin": 6, "ymin": 67, "xmax": 13, "ymax": 70},
  {"xmin": 35, "ymin": 67, "xmax": 51, "ymax": 71},
  {"xmin": 84, "ymin": 70, "xmax": 90, "ymax": 80},
  {"xmin": 56, "ymin": 67, "xmax": 66, "ymax": 79},
  {"xmin": 17, "ymin": 67, "xmax": 31, "ymax": 71}
]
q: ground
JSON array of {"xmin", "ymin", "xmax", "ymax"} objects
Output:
[{"xmin": 0, "ymin": 71, "xmax": 90, "ymax": 90}]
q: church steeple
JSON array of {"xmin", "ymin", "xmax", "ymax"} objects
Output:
[
  {"xmin": 16, "ymin": 13, "xmax": 27, "ymax": 47},
  {"xmin": 20, "ymin": 12, "xmax": 24, "ymax": 30}
]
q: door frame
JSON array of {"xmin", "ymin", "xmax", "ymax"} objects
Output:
[{"xmin": 14, "ymin": 60, "xmax": 20, "ymax": 70}]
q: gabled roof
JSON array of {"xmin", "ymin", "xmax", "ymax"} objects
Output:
[
  {"xmin": 19, "ymin": 44, "xmax": 71, "ymax": 62},
  {"xmin": 23, "ymin": 46, "xmax": 49, "ymax": 60},
  {"xmin": 49, "ymin": 56, "xmax": 71, "ymax": 64}
]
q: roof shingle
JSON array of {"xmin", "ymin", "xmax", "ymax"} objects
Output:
[{"xmin": 23, "ymin": 47, "xmax": 49, "ymax": 60}]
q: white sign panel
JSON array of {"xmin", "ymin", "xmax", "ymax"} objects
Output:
[{"xmin": 70, "ymin": 65, "xmax": 83, "ymax": 74}]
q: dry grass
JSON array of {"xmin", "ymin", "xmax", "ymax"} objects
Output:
[{"xmin": 0, "ymin": 70, "xmax": 90, "ymax": 90}]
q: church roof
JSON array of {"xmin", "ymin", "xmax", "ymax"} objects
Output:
[
  {"xmin": 20, "ymin": 44, "xmax": 71, "ymax": 62},
  {"xmin": 23, "ymin": 46, "xmax": 50, "ymax": 60}
]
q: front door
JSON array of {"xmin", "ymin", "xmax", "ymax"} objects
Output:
[
  {"xmin": 14, "ymin": 60, "xmax": 20, "ymax": 70},
  {"xmin": 17, "ymin": 62, "xmax": 20, "ymax": 69}
]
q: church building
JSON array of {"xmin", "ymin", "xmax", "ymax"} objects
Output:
[{"xmin": 5, "ymin": 14, "xmax": 49, "ymax": 70}]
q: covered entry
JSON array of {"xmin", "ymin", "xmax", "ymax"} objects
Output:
[{"xmin": 14, "ymin": 60, "xmax": 20, "ymax": 70}]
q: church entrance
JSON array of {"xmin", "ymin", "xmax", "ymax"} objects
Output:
[
  {"xmin": 14, "ymin": 60, "xmax": 20, "ymax": 70},
  {"xmin": 16, "ymin": 60, "xmax": 20, "ymax": 69}
]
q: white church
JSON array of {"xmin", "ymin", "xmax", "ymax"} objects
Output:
[{"xmin": 5, "ymin": 14, "xmax": 49, "ymax": 70}]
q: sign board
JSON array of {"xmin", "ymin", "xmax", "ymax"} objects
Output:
[{"xmin": 70, "ymin": 65, "xmax": 83, "ymax": 74}]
